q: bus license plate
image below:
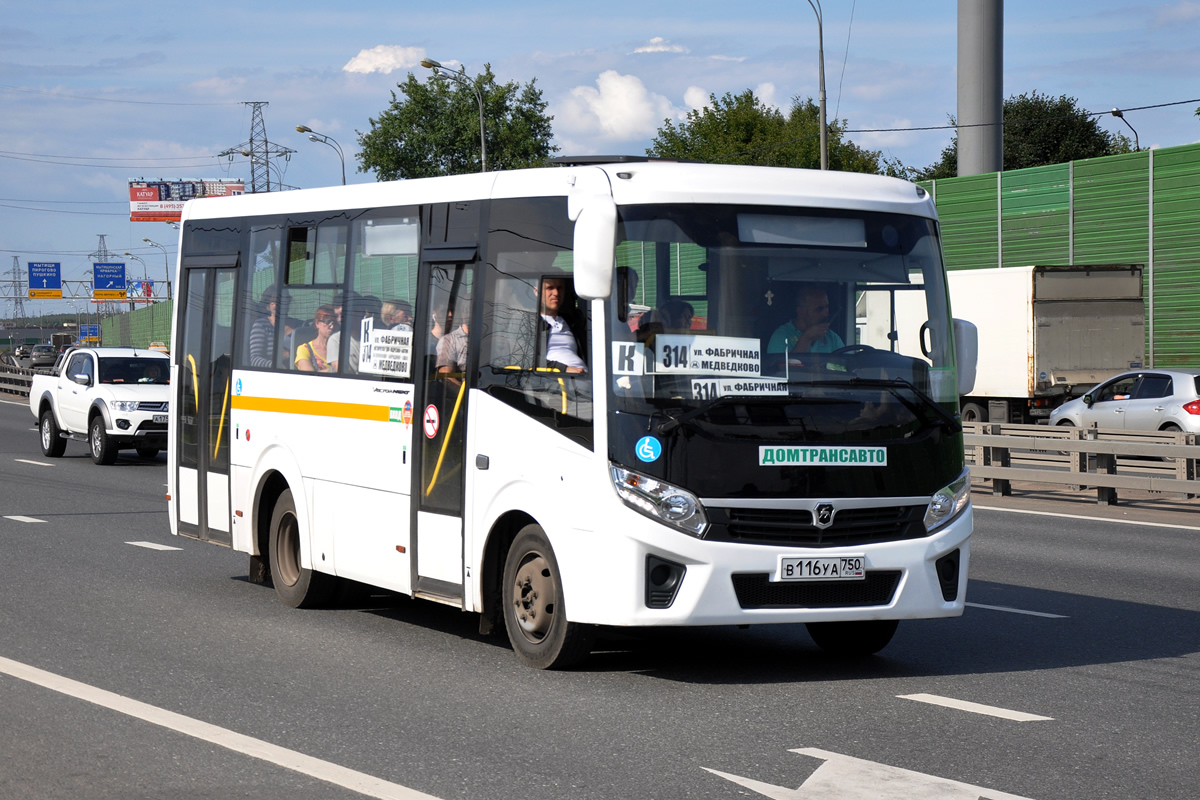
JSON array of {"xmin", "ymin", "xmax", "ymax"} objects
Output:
[
  {"xmin": 777, "ymin": 556, "xmax": 866, "ymax": 581},
  {"xmin": 153, "ymin": 415, "xmax": 168, "ymax": 424}
]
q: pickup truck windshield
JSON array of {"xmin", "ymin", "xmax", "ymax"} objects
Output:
[{"xmin": 97, "ymin": 358, "xmax": 170, "ymax": 384}]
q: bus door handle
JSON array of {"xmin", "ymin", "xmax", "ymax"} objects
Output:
[{"xmin": 476, "ymin": 455, "xmax": 490, "ymax": 470}]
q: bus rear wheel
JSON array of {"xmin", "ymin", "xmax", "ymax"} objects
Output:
[
  {"xmin": 806, "ymin": 619, "xmax": 899, "ymax": 657},
  {"xmin": 502, "ymin": 524, "xmax": 594, "ymax": 669},
  {"xmin": 268, "ymin": 489, "xmax": 334, "ymax": 609}
]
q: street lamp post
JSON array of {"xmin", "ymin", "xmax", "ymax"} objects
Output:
[
  {"xmin": 67, "ymin": 301, "xmax": 81, "ymax": 343},
  {"xmin": 420, "ymin": 58, "xmax": 488, "ymax": 173},
  {"xmin": 123, "ymin": 253, "xmax": 148, "ymax": 302},
  {"xmin": 142, "ymin": 239, "xmax": 171, "ymax": 298},
  {"xmin": 805, "ymin": 0, "xmax": 828, "ymax": 170},
  {"xmin": 295, "ymin": 126, "xmax": 346, "ymax": 185},
  {"xmin": 1111, "ymin": 108, "xmax": 1140, "ymax": 152}
]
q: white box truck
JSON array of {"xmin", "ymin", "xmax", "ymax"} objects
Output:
[{"xmin": 859, "ymin": 265, "xmax": 1144, "ymax": 423}]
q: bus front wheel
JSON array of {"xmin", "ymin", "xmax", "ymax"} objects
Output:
[
  {"xmin": 502, "ymin": 524, "xmax": 594, "ymax": 669},
  {"xmin": 268, "ymin": 489, "xmax": 334, "ymax": 609},
  {"xmin": 806, "ymin": 619, "xmax": 898, "ymax": 657}
]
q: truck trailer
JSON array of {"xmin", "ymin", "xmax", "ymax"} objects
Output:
[{"xmin": 860, "ymin": 264, "xmax": 1145, "ymax": 424}]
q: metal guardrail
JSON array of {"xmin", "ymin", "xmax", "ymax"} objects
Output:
[
  {"xmin": 964, "ymin": 422, "xmax": 1200, "ymax": 505},
  {"xmin": 0, "ymin": 363, "xmax": 35, "ymax": 398}
]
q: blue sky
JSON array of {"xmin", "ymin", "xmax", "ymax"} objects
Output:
[{"xmin": 3, "ymin": 0, "xmax": 1199, "ymax": 315}]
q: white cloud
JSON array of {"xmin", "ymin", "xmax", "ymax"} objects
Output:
[
  {"xmin": 708, "ymin": 54, "xmax": 746, "ymax": 63},
  {"xmin": 755, "ymin": 82, "xmax": 778, "ymax": 110},
  {"xmin": 342, "ymin": 45, "xmax": 426, "ymax": 75},
  {"xmin": 555, "ymin": 71, "xmax": 684, "ymax": 143},
  {"xmin": 684, "ymin": 86, "xmax": 710, "ymax": 111},
  {"xmin": 634, "ymin": 37, "xmax": 688, "ymax": 54}
]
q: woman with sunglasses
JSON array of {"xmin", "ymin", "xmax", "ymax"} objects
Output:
[{"xmin": 295, "ymin": 305, "xmax": 337, "ymax": 373}]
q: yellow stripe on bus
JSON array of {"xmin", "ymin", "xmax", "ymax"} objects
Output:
[{"xmin": 231, "ymin": 395, "xmax": 393, "ymax": 422}]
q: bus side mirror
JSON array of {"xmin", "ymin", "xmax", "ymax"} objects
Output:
[
  {"xmin": 953, "ymin": 318, "xmax": 978, "ymax": 395},
  {"xmin": 569, "ymin": 194, "xmax": 616, "ymax": 300}
]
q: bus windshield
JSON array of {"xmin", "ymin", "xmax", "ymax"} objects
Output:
[{"xmin": 608, "ymin": 203, "xmax": 956, "ymax": 436}]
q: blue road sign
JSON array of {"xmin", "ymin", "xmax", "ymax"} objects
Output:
[
  {"xmin": 28, "ymin": 262, "xmax": 62, "ymax": 297},
  {"xmin": 92, "ymin": 263, "xmax": 127, "ymax": 290}
]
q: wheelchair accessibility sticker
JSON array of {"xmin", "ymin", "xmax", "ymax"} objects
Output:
[{"xmin": 636, "ymin": 436, "xmax": 662, "ymax": 462}]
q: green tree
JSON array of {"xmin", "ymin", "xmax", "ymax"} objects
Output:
[
  {"xmin": 356, "ymin": 64, "xmax": 558, "ymax": 180},
  {"xmin": 648, "ymin": 90, "xmax": 886, "ymax": 174},
  {"xmin": 916, "ymin": 91, "xmax": 1135, "ymax": 180}
]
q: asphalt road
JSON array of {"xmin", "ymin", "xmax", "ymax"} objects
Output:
[{"xmin": 1, "ymin": 396, "xmax": 1197, "ymax": 799}]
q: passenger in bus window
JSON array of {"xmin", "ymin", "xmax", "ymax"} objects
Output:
[
  {"xmin": 296, "ymin": 306, "xmax": 336, "ymax": 372},
  {"xmin": 248, "ymin": 287, "xmax": 279, "ymax": 368},
  {"xmin": 382, "ymin": 299, "xmax": 414, "ymax": 331},
  {"xmin": 539, "ymin": 275, "xmax": 586, "ymax": 373},
  {"xmin": 436, "ymin": 303, "xmax": 470, "ymax": 378},
  {"xmin": 767, "ymin": 284, "xmax": 844, "ymax": 357}
]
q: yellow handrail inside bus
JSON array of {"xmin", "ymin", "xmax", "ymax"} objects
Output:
[
  {"xmin": 498, "ymin": 365, "xmax": 571, "ymax": 413},
  {"xmin": 186, "ymin": 354, "xmax": 199, "ymax": 410},
  {"xmin": 424, "ymin": 377, "xmax": 468, "ymax": 497},
  {"xmin": 213, "ymin": 377, "xmax": 230, "ymax": 460}
]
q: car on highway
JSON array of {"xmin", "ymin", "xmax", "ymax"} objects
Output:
[
  {"xmin": 29, "ymin": 344, "xmax": 56, "ymax": 368},
  {"xmin": 29, "ymin": 346, "xmax": 170, "ymax": 464},
  {"xmin": 14, "ymin": 344, "xmax": 30, "ymax": 358},
  {"xmin": 1048, "ymin": 368, "xmax": 1200, "ymax": 433}
]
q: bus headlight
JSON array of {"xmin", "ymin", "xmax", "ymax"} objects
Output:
[
  {"xmin": 924, "ymin": 468, "xmax": 971, "ymax": 532},
  {"xmin": 610, "ymin": 464, "xmax": 708, "ymax": 537}
]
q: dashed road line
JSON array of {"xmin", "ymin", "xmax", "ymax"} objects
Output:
[
  {"xmin": 898, "ymin": 693, "xmax": 1053, "ymax": 722},
  {"xmin": 14, "ymin": 459, "xmax": 53, "ymax": 467},
  {"xmin": 4, "ymin": 515, "xmax": 46, "ymax": 524},
  {"xmin": 966, "ymin": 602, "xmax": 1068, "ymax": 618},
  {"xmin": 0, "ymin": 655, "xmax": 441, "ymax": 800},
  {"xmin": 126, "ymin": 541, "xmax": 183, "ymax": 551}
]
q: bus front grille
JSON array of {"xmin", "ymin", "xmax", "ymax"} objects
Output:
[
  {"xmin": 709, "ymin": 505, "xmax": 927, "ymax": 547},
  {"xmin": 731, "ymin": 571, "xmax": 901, "ymax": 609}
]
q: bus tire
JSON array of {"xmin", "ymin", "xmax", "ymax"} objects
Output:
[
  {"xmin": 268, "ymin": 489, "xmax": 334, "ymax": 609},
  {"xmin": 89, "ymin": 416, "xmax": 117, "ymax": 465},
  {"xmin": 806, "ymin": 619, "xmax": 899, "ymax": 657},
  {"xmin": 502, "ymin": 524, "xmax": 594, "ymax": 669},
  {"xmin": 40, "ymin": 409, "xmax": 66, "ymax": 458}
]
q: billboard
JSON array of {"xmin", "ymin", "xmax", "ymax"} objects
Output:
[{"xmin": 129, "ymin": 179, "xmax": 245, "ymax": 222}]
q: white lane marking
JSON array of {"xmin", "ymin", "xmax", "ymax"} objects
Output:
[
  {"xmin": 126, "ymin": 541, "xmax": 183, "ymax": 551},
  {"xmin": 4, "ymin": 515, "xmax": 46, "ymax": 523},
  {"xmin": 975, "ymin": 503, "xmax": 1200, "ymax": 532},
  {"xmin": 0, "ymin": 655, "xmax": 442, "ymax": 800},
  {"xmin": 706, "ymin": 747, "xmax": 1037, "ymax": 799},
  {"xmin": 898, "ymin": 693, "xmax": 1053, "ymax": 722},
  {"xmin": 966, "ymin": 602, "xmax": 1068, "ymax": 619},
  {"xmin": 14, "ymin": 459, "xmax": 54, "ymax": 467}
]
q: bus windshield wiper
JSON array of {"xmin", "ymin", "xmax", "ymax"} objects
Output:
[{"xmin": 655, "ymin": 395, "xmax": 738, "ymax": 434}]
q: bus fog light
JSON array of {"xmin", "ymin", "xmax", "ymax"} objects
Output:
[
  {"xmin": 611, "ymin": 463, "xmax": 708, "ymax": 537},
  {"xmin": 924, "ymin": 469, "xmax": 971, "ymax": 532}
]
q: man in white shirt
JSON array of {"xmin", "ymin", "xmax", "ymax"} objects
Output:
[{"xmin": 539, "ymin": 276, "xmax": 586, "ymax": 373}]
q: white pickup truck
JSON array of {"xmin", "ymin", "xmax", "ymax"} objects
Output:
[{"xmin": 29, "ymin": 347, "xmax": 171, "ymax": 465}]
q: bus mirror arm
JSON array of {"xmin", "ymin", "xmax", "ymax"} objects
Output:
[
  {"xmin": 953, "ymin": 318, "xmax": 978, "ymax": 395},
  {"xmin": 570, "ymin": 194, "xmax": 616, "ymax": 301}
]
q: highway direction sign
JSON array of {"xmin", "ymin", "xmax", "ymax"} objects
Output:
[
  {"xmin": 93, "ymin": 263, "xmax": 127, "ymax": 300},
  {"xmin": 27, "ymin": 262, "xmax": 62, "ymax": 299}
]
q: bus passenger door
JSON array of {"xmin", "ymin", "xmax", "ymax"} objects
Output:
[
  {"xmin": 412, "ymin": 253, "xmax": 475, "ymax": 603},
  {"xmin": 175, "ymin": 259, "xmax": 237, "ymax": 546}
]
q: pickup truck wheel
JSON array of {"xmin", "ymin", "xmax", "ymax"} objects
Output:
[
  {"xmin": 89, "ymin": 416, "xmax": 117, "ymax": 465},
  {"xmin": 40, "ymin": 409, "xmax": 66, "ymax": 458}
]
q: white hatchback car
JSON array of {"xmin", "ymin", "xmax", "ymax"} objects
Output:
[{"xmin": 1048, "ymin": 368, "xmax": 1200, "ymax": 433}]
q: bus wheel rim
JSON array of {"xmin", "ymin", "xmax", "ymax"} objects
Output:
[{"xmin": 512, "ymin": 554, "xmax": 553, "ymax": 642}]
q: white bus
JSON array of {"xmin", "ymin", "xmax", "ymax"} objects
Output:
[{"xmin": 168, "ymin": 159, "xmax": 978, "ymax": 669}]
